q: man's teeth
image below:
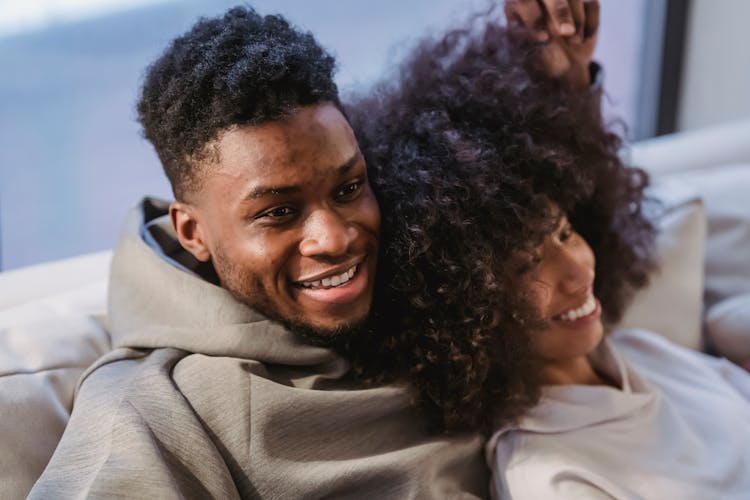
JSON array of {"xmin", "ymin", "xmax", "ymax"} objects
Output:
[
  {"xmin": 559, "ymin": 295, "xmax": 596, "ymax": 321},
  {"xmin": 300, "ymin": 265, "xmax": 357, "ymax": 289}
]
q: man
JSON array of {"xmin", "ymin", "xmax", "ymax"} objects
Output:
[{"xmin": 30, "ymin": 2, "xmax": 598, "ymax": 498}]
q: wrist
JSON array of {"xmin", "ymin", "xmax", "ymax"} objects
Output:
[{"xmin": 564, "ymin": 63, "xmax": 591, "ymax": 89}]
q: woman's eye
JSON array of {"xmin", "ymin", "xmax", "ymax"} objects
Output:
[
  {"xmin": 515, "ymin": 253, "xmax": 541, "ymax": 275},
  {"xmin": 530, "ymin": 254, "xmax": 543, "ymax": 267},
  {"xmin": 559, "ymin": 225, "xmax": 574, "ymax": 242}
]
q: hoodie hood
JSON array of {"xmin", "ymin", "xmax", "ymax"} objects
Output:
[
  {"xmin": 42, "ymin": 198, "xmax": 490, "ymax": 500},
  {"xmin": 107, "ymin": 197, "xmax": 337, "ymax": 367},
  {"xmin": 495, "ymin": 338, "xmax": 657, "ymax": 438}
]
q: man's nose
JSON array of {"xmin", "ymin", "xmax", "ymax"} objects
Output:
[{"xmin": 299, "ymin": 208, "xmax": 357, "ymax": 257}]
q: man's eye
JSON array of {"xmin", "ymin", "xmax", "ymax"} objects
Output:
[
  {"xmin": 257, "ymin": 206, "xmax": 295, "ymax": 219},
  {"xmin": 335, "ymin": 180, "xmax": 363, "ymax": 201}
]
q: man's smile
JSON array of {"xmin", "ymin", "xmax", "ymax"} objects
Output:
[
  {"xmin": 297, "ymin": 264, "xmax": 357, "ymax": 289},
  {"xmin": 294, "ymin": 256, "xmax": 364, "ymax": 288},
  {"xmin": 292, "ymin": 257, "xmax": 370, "ymax": 305}
]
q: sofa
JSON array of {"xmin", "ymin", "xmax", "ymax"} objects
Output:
[{"xmin": 2, "ymin": 118, "xmax": 750, "ymax": 498}]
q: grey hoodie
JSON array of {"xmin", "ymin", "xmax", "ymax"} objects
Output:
[{"xmin": 29, "ymin": 198, "xmax": 488, "ymax": 499}]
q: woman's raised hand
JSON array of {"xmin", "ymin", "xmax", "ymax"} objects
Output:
[{"xmin": 504, "ymin": 0, "xmax": 600, "ymax": 88}]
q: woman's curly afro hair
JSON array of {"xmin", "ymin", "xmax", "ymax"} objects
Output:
[
  {"xmin": 137, "ymin": 6, "xmax": 340, "ymax": 200},
  {"xmin": 345, "ymin": 17, "xmax": 656, "ymax": 434}
]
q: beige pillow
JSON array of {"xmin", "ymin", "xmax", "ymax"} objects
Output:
[
  {"xmin": 0, "ymin": 282, "xmax": 110, "ymax": 500},
  {"xmin": 615, "ymin": 179, "xmax": 706, "ymax": 350}
]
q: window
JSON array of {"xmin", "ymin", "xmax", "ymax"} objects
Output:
[{"xmin": 0, "ymin": 0, "xmax": 654, "ymax": 270}]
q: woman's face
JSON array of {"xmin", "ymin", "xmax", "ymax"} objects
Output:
[{"xmin": 519, "ymin": 212, "xmax": 603, "ymax": 369}]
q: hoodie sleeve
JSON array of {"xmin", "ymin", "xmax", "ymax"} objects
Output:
[{"xmin": 28, "ymin": 349, "xmax": 241, "ymax": 500}]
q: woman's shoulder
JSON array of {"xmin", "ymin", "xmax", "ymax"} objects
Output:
[{"xmin": 609, "ymin": 328, "xmax": 709, "ymax": 367}]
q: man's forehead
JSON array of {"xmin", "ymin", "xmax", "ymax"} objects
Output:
[
  {"xmin": 241, "ymin": 151, "xmax": 362, "ymax": 200},
  {"xmin": 212, "ymin": 105, "xmax": 358, "ymax": 176}
]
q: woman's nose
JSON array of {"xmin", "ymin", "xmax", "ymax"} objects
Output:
[{"xmin": 555, "ymin": 244, "xmax": 595, "ymax": 294}]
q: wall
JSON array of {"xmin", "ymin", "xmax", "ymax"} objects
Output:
[
  {"xmin": 678, "ymin": 0, "xmax": 750, "ymax": 131},
  {"xmin": 0, "ymin": 0, "xmax": 648, "ymax": 270},
  {"xmin": 596, "ymin": 0, "xmax": 648, "ymax": 138}
]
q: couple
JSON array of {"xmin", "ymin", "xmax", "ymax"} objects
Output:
[{"xmin": 31, "ymin": 1, "xmax": 750, "ymax": 499}]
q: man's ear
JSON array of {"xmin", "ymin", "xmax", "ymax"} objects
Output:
[{"xmin": 170, "ymin": 201, "xmax": 211, "ymax": 262}]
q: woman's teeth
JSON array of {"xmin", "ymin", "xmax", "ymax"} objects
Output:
[
  {"xmin": 299, "ymin": 265, "xmax": 357, "ymax": 289},
  {"xmin": 559, "ymin": 295, "xmax": 596, "ymax": 321}
]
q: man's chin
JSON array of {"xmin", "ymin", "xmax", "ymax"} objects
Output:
[
  {"xmin": 223, "ymin": 283, "xmax": 372, "ymax": 348},
  {"xmin": 284, "ymin": 315, "xmax": 372, "ymax": 349}
]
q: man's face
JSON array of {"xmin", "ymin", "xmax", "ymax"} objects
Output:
[{"xmin": 176, "ymin": 103, "xmax": 380, "ymax": 340}]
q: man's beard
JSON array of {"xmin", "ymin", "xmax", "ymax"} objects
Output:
[
  {"xmin": 282, "ymin": 313, "xmax": 375, "ymax": 349},
  {"xmin": 223, "ymin": 284, "xmax": 372, "ymax": 348},
  {"xmin": 211, "ymin": 249, "xmax": 375, "ymax": 349}
]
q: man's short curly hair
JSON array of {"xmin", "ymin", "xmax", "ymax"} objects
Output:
[
  {"xmin": 346, "ymin": 19, "xmax": 656, "ymax": 434},
  {"xmin": 137, "ymin": 6, "xmax": 340, "ymax": 200}
]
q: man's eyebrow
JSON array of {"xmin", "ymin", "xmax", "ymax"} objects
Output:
[
  {"xmin": 244, "ymin": 184, "xmax": 302, "ymax": 200},
  {"xmin": 243, "ymin": 152, "xmax": 363, "ymax": 200},
  {"xmin": 337, "ymin": 151, "xmax": 362, "ymax": 174}
]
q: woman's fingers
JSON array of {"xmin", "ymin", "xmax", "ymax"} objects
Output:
[
  {"xmin": 540, "ymin": 0, "xmax": 577, "ymax": 37},
  {"xmin": 505, "ymin": 0, "xmax": 549, "ymax": 41},
  {"xmin": 582, "ymin": 0, "xmax": 600, "ymax": 40}
]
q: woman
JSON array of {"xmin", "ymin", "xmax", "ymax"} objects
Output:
[{"xmin": 346, "ymin": 13, "xmax": 750, "ymax": 500}]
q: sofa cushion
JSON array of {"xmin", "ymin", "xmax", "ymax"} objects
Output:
[
  {"xmin": 629, "ymin": 118, "xmax": 750, "ymax": 176},
  {"xmin": 615, "ymin": 178, "xmax": 706, "ymax": 350},
  {"xmin": 707, "ymin": 293, "xmax": 750, "ymax": 364},
  {"xmin": 668, "ymin": 163, "xmax": 750, "ymax": 308},
  {"xmin": 0, "ymin": 278, "xmax": 110, "ymax": 499},
  {"xmin": 0, "ymin": 251, "xmax": 111, "ymax": 311}
]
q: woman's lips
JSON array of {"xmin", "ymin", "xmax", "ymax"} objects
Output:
[{"xmin": 553, "ymin": 296, "xmax": 601, "ymax": 326}]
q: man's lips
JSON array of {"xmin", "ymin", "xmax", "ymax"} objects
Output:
[
  {"xmin": 293, "ymin": 257, "xmax": 364, "ymax": 286},
  {"xmin": 291, "ymin": 257, "xmax": 370, "ymax": 305}
]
